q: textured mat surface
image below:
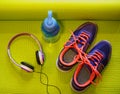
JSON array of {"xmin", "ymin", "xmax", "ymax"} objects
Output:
[{"xmin": 0, "ymin": 21, "xmax": 120, "ymax": 94}]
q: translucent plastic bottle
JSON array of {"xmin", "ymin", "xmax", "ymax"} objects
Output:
[{"xmin": 41, "ymin": 10, "xmax": 60, "ymax": 43}]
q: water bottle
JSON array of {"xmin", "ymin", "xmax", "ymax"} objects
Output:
[{"xmin": 41, "ymin": 10, "xmax": 60, "ymax": 43}]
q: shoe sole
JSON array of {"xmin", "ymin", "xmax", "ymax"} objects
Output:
[
  {"xmin": 70, "ymin": 78, "xmax": 90, "ymax": 93},
  {"xmin": 56, "ymin": 58, "xmax": 73, "ymax": 72}
]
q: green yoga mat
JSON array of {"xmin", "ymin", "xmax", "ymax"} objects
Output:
[
  {"xmin": 0, "ymin": 0, "xmax": 120, "ymax": 20},
  {"xmin": 0, "ymin": 21, "xmax": 120, "ymax": 94}
]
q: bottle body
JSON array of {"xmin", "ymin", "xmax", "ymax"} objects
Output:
[
  {"xmin": 42, "ymin": 31, "xmax": 60, "ymax": 43},
  {"xmin": 41, "ymin": 23, "xmax": 60, "ymax": 43}
]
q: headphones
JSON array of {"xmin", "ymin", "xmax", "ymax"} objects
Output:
[{"xmin": 7, "ymin": 32, "xmax": 44, "ymax": 72}]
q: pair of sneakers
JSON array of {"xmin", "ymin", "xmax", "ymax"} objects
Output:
[{"xmin": 56, "ymin": 22, "xmax": 112, "ymax": 92}]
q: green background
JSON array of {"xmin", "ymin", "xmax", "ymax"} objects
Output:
[{"xmin": 0, "ymin": 21, "xmax": 120, "ymax": 94}]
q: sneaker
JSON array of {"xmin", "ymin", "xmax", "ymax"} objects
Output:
[
  {"xmin": 56, "ymin": 22, "xmax": 97, "ymax": 71},
  {"xmin": 71, "ymin": 40, "xmax": 112, "ymax": 92}
]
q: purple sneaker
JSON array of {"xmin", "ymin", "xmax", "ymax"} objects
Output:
[
  {"xmin": 71, "ymin": 40, "xmax": 112, "ymax": 92},
  {"xmin": 57, "ymin": 22, "xmax": 97, "ymax": 71}
]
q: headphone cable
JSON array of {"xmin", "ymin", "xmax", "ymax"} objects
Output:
[{"xmin": 35, "ymin": 66, "xmax": 61, "ymax": 94}]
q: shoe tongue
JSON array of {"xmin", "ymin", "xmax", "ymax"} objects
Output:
[
  {"xmin": 77, "ymin": 42, "xmax": 83, "ymax": 48},
  {"xmin": 89, "ymin": 59, "xmax": 97, "ymax": 66},
  {"xmin": 65, "ymin": 37, "xmax": 83, "ymax": 48},
  {"xmin": 88, "ymin": 57, "xmax": 104, "ymax": 73},
  {"xmin": 88, "ymin": 51, "xmax": 101, "ymax": 66}
]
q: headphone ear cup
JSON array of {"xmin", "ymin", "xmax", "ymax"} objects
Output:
[
  {"xmin": 36, "ymin": 51, "xmax": 44, "ymax": 65},
  {"xmin": 20, "ymin": 62, "xmax": 34, "ymax": 72}
]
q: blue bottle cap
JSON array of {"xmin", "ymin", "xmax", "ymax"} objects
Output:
[{"xmin": 42, "ymin": 10, "xmax": 60, "ymax": 37}]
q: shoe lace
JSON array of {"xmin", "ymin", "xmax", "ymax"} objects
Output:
[
  {"xmin": 88, "ymin": 51, "xmax": 103, "ymax": 69},
  {"xmin": 64, "ymin": 30, "xmax": 90, "ymax": 50},
  {"xmin": 64, "ymin": 31, "xmax": 90, "ymax": 66},
  {"xmin": 78, "ymin": 50, "xmax": 103, "ymax": 86},
  {"xmin": 63, "ymin": 30, "xmax": 103, "ymax": 85}
]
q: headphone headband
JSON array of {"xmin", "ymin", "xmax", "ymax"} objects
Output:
[{"xmin": 7, "ymin": 32, "xmax": 43, "ymax": 68}]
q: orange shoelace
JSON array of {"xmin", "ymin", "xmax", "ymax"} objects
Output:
[
  {"xmin": 60, "ymin": 31, "xmax": 90, "ymax": 66},
  {"xmin": 67, "ymin": 32, "xmax": 103, "ymax": 86},
  {"xmin": 78, "ymin": 50, "xmax": 103, "ymax": 86},
  {"xmin": 64, "ymin": 31, "xmax": 90, "ymax": 48}
]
